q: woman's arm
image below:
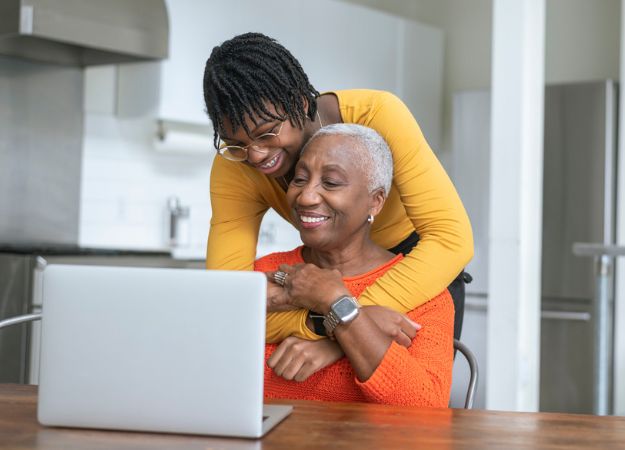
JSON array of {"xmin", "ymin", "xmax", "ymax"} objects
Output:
[
  {"xmin": 266, "ymin": 305, "xmax": 420, "ymax": 382},
  {"xmin": 279, "ymin": 262, "xmax": 454, "ymax": 405},
  {"xmin": 267, "ymin": 337, "xmax": 344, "ymax": 382},
  {"xmin": 206, "ymin": 156, "xmax": 268, "ymax": 271},
  {"xmin": 267, "ymin": 285, "xmax": 454, "ymax": 406},
  {"xmin": 266, "ymin": 310, "xmax": 317, "ymax": 343},
  {"xmin": 353, "ymin": 90, "xmax": 474, "ymax": 310},
  {"xmin": 352, "ymin": 293, "xmax": 454, "ymax": 407}
]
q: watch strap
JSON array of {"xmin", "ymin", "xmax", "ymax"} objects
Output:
[{"xmin": 322, "ymin": 310, "xmax": 341, "ymax": 337}]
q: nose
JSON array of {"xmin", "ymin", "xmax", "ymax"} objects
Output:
[
  {"xmin": 245, "ymin": 144, "xmax": 268, "ymax": 164},
  {"xmin": 296, "ymin": 182, "xmax": 322, "ymax": 207}
]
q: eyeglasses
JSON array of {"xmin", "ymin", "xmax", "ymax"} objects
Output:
[{"xmin": 216, "ymin": 121, "xmax": 285, "ymax": 162}]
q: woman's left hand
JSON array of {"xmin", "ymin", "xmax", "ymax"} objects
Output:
[
  {"xmin": 277, "ymin": 263, "xmax": 350, "ymax": 313},
  {"xmin": 267, "ymin": 336, "xmax": 344, "ymax": 382}
]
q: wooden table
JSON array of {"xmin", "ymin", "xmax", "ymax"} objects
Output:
[{"xmin": 2, "ymin": 384, "xmax": 625, "ymax": 449}]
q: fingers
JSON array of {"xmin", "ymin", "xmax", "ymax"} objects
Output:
[
  {"xmin": 266, "ymin": 338, "xmax": 290, "ymax": 370},
  {"xmin": 392, "ymin": 317, "xmax": 421, "ymax": 347},
  {"xmin": 278, "ymin": 264, "xmax": 294, "ymax": 274},
  {"xmin": 406, "ymin": 318, "xmax": 422, "ymax": 331},
  {"xmin": 400, "ymin": 317, "xmax": 421, "ymax": 340},
  {"xmin": 363, "ymin": 306, "xmax": 421, "ymax": 348},
  {"xmin": 268, "ymin": 338, "xmax": 306, "ymax": 381},
  {"xmin": 393, "ymin": 329, "xmax": 413, "ymax": 348},
  {"xmin": 294, "ymin": 362, "xmax": 316, "ymax": 382},
  {"xmin": 281, "ymin": 353, "xmax": 307, "ymax": 381},
  {"xmin": 267, "ymin": 337, "xmax": 342, "ymax": 382},
  {"xmin": 266, "ymin": 285, "xmax": 290, "ymax": 311}
]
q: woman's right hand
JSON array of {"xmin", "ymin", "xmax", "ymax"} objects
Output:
[{"xmin": 361, "ymin": 305, "xmax": 421, "ymax": 348}]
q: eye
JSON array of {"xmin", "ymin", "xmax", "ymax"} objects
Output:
[
  {"xmin": 322, "ymin": 178, "xmax": 342, "ymax": 189},
  {"xmin": 256, "ymin": 124, "xmax": 279, "ymax": 141},
  {"xmin": 291, "ymin": 176, "xmax": 307, "ymax": 186}
]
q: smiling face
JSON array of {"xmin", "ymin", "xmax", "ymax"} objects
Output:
[
  {"xmin": 217, "ymin": 103, "xmax": 311, "ymax": 178},
  {"xmin": 286, "ymin": 135, "xmax": 385, "ymax": 252}
]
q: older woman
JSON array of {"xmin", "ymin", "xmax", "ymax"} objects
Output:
[{"xmin": 255, "ymin": 124, "xmax": 454, "ymax": 407}]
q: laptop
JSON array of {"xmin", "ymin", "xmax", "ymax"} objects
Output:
[{"xmin": 37, "ymin": 264, "xmax": 292, "ymax": 438}]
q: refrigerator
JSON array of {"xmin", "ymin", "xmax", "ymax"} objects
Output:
[{"xmin": 451, "ymin": 80, "xmax": 618, "ymax": 413}]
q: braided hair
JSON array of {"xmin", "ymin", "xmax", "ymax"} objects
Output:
[{"xmin": 203, "ymin": 32, "xmax": 320, "ymax": 148}]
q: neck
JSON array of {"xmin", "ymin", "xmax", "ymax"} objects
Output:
[{"xmin": 303, "ymin": 233, "xmax": 394, "ymax": 277}]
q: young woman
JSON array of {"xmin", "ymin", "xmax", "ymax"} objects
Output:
[
  {"xmin": 203, "ymin": 32, "xmax": 472, "ymax": 343},
  {"xmin": 258, "ymin": 124, "xmax": 454, "ymax": 407}
]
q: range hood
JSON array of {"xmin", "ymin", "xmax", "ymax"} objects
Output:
[{"xmin": 0, "ymin": 0, "xmax": 169, "ymax": 66}]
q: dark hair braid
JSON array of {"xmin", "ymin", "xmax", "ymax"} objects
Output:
[{"xmin": 203, "ymin": 32, "xmax": 319, "ymax": 148}]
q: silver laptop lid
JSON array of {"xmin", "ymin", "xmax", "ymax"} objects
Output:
[{"xmin": 38, "ymin": 265, "xmax": 267, "ymax": 437}]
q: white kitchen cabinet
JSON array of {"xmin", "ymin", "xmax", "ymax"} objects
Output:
[
  {"xmin": 158, "ymin": 0, "xmax": 301, "ymax": 126},
  {"xmin": 157, "ymin": 0, "xmax": 444, "ymax": 148}
]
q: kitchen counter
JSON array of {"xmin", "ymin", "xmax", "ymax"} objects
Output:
[{"xmin": 0, "ymin": 244, "xmax": 171, "ymax": 257}]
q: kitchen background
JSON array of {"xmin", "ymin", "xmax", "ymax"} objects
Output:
[{"xmin": 1, "ymin": 0, "xmax": 624, "ymax": 414}]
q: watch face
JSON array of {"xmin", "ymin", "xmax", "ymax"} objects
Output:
[{"xmin": 333, "ymin": 297, "xmax": 359, "ymax": 322}]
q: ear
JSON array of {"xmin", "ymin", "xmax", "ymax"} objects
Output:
[
  {"xmin": 302, "ymin": 96, "xmax": 311, "ymax": 117},
  {"xmin": 369, "ymin": 188, "xmax": 386, "ymax": 218}
]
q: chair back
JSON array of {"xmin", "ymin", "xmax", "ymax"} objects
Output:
[{"xmin": 453, "ymin": 338, "xmax": 479, "ymax": 409}]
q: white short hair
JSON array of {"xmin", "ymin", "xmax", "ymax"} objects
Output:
[{"xmin": 302, "ymin": 123, "xmax": 393, "ymax": 195}]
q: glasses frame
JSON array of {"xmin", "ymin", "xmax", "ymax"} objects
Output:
[{"xmin": 217, "ymin": 121, "xmax": 285, "ymax": 162}]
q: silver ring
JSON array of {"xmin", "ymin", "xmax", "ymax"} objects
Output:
[{"xmin": 274, "ymin": 271, "xmax": 288, "ymax": 287}]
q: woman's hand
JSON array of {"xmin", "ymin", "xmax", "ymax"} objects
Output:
[
  {"xmin": 267, "ymin": 336, "xmax": 344, "ymax": 382},
  {"xmin": 265, "ymin": 273, "xmax": 298, "ymax": 312},
  {"xmin": 362, "ymin": 306, "xmax": 421, "ymax": 348},
  {"xmin": 276, "ymin": 263, "xmax": 350, "ymax": 313}
]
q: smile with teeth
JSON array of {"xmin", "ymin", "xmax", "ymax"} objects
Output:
[
  {"xmin": 260, "ymin": 154, "xmax": 280, "ymax": 169},
  {"xmin": 300, "ymin": 215, "xmax": 329, "ymax": 223}
]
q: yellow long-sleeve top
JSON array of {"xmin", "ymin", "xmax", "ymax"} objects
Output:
[{"xmin": 206, "ymin": 89, "xmax": 473, "ymax": 343}]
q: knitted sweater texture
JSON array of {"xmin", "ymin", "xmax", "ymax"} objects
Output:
[{"xmin": 255, "ymin": 247, "xmax": 454, "ymax": 407}]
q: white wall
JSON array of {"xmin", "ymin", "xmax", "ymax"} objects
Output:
[
  {"xmin": 546, "ymin": 0, "xmax": 620, "ymax": 83},
  {"xmin": 339, "ymin": 0, "xmax": 491, "ymax": 170},
  {"xmin": 340, "ymin": 0, "xmax": 620, "ymax": 162},
  {"xmin": 78, "ymin": 65, "xmax": 213, "ymax": 255}
]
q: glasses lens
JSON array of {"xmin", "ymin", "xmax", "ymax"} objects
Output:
[
  {"xmin": 221, "ymin": 146, "xmax": 247, "ymax": 161},
  {"xmin": 251, "ymin": 132, "xmax": 279, "ymax": 151}
]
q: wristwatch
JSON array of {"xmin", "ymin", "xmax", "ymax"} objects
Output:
[{"xmin": 323, "ymin": 295, "xmax": 360, "ymax": 337}]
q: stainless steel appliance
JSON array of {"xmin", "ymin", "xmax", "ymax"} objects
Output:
[
  {"xmin": 0, "ymin": 0, "xmax": 169, "ymax": 66},
  {"xmin": 451, "ymin": 81, "xmax": 619, "ymax": 413}
]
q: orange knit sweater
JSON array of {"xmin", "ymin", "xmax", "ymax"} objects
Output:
[{"xmin": 255, "ymin": 247, "xmax": 454, "ymax": 407}]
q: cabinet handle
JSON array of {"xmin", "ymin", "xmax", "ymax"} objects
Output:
[{"xmin": 541, "ymin": 311, "xmax": 590, "ymax": 321}]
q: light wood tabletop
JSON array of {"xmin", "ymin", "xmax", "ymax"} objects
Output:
[{"xmin": 2, "ymin": 384, "xmax": 625, "ymax": 449}]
